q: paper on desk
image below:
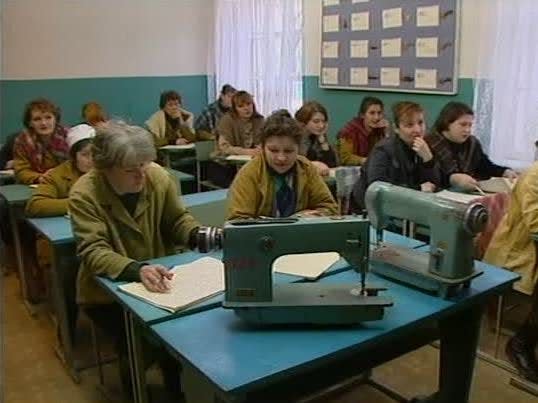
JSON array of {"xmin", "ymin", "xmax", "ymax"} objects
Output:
[
  {"xmin": 160, "ymin": 144, "xmax": 195, "ymax": 150},
  {"xmin": 118, "ymin": 257, "xmax": 224, "ymax": 313},
  {"xmin": 29, "ymin": 184, "xmax": 38, "ymax": 188},
  {"xmin": 0, "ymin": 169, "xmax": 14, "ymax": 175},
  {"xmin": 478, "ymin": 177, "xmax": 515, "ymax": 193},
  {"xmin": 225, "ymin": 154, "xmax": 253, "ymax": 162},
  {"xmin": 273, "ymin": 252, "xmax": 340, "ymax": 280},
  {"xmin": 435, "ymin": 190, "xmax": 482, "ymax": 204}
]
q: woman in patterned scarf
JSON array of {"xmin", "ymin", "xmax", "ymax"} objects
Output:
[{"xmin": 13, "ymin": 98, "xmax": 69, "ymax": 184}]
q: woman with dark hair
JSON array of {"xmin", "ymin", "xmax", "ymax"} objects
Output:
[
  {"xmin": 426, "ymin": 101, "xmax": 517, "ymax": 190},
  {"xmin": 337, "ymin": 96, "xmax": 388, "ymax": 166},
  {"xmin": 13, "ymin": 98, "xmax": 69, "ymax": 184},
  {"xmin": 26, "ymin": 124, "xmax": 95, "ymax": 217},
  {"xmin": 194, "ymin": 83, "xmax": 236, "ymax": 137},
  {"xmin": 295, "ymin": 101, "xmax": 338, "ymax": 176},
  {"xmin": 353, "ymin": 102, "xmax": 440, "ymax": 209},
  {"xmin": 227, "ymin": 110, "xmax": 338, "ymax": 219},
  {"xmin": 216, "ymin": 90, "xmax": 264, "ymax": 156}
]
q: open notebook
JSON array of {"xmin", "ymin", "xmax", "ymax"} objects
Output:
[
  {"xmin": 273, "ymin": 252, "xmax": 341, "ymax": 280},
  {"xmin": 159, "ymin": 144, "xmax": 195, "ymax": 150},
  {"xmin": 118, "ymin": 257, "xmax": 224, "ymax": 312},
  {"xmin": 435, "ymin": 190, "xmax": 482, "ymax": 205},
  {"xmin": 478, "ymin": 177, "xmax": 515, "ymax": 194}
]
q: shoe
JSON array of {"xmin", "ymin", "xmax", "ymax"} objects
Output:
[{"xmin": 506, "ymin": 336, "xmax": 538, "ymax": 383}]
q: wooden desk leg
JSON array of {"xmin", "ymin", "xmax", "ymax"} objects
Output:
[{"xmin": 437, "ymin": 304, "xmax": 483, "ymax": 403}]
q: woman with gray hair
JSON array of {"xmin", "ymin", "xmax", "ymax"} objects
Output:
[{"xmin": 68, "ymin": 120, "xmax": 212, "ymax": 398}]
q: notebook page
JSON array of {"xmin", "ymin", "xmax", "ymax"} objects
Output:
[{"xmin": 273, "ymin": 252, "xmax": 341, "ymax": 280}]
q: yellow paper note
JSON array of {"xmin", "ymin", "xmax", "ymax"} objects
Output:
[
  {"xmin": 417, "ymin": 5, "xmax": 439, "ymax": 27},
  {"xmin": 415, "ymin": 69, "xmax": 437, "ymax": 89},
  {"xmin": 350, "ymin": 67, "xmax": 368, "ymax": 86},
  {"xmin": 381, "ymin": 38, "xmax": 402, "ymax": 57},
  {"xmin": 380, "ymin": 67, "xmax": 400, "ymax": 87},
  {"xmin": 322, "ymin": 41, "xmax": 339, "ymax": 58},
  {"xmin": 322, "ymin": 67, "xmax": 339, "ymax": 85},
  {"xmin": 383, "ymin": 7, "xmax": 403, "ymax": 29},
  {"xmin": 350, "ymin": 40, "xmax": 369, "ymax": 58},
  {"xmin": 416, "ymin": 37, "xmax": 438, "ymax": 58},
  {"xmin": 351, "ymin": 12, "xmax": 369, "ymax": 31},
  {"xmin": 323, "ymin": 15, "xmax": 339, "ymax": 32}
]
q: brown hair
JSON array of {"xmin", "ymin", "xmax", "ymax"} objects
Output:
[
  {"xmin": 294, "ymin": 101, "xmax": 328, "ymax": 125},
  {"xmin": 392, "ymin": 102, "xmax": 424, "ymax": 127},
  {"xmin": 159, "ymin": 90, "xmax": 182, "ymax": 109},
  {"xmin": 230, "ymin": 91, "xmax": 262, "ymax": 119},
  {"xmin": 23, "ymin": 98, "xmax": 61, "ymax": 129},
  {"xmin": 359, "ymin": 96, "xmax": 384, "ymax": 116},
  {"xmin": 82, "ymin": 102, "xmax": 107, "ymax": 126},
  {"xmin": 260, "ymin": 110, "xmax": 303, "ymax": 146},
  {"xmin": 433, "ymin": 102, "xmax": 474, "ymax": 134}
]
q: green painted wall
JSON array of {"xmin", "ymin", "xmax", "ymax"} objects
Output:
[
  {"xmin": 0, "ymin": 75, "xmax": 208, "ymax": 142},
  {"xmin": 302, "ymin": 76, "xmax": 475, "ymax": 141}
]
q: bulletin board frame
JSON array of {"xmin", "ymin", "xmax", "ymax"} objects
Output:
[{"xmin": 319, "ymin": 0, "xmax": 461, "ymax": 95}]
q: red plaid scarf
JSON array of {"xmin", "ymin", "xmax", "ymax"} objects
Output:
[{"xmin": 14, "ymin": 126, "xmax": 69, "ymax": 173}]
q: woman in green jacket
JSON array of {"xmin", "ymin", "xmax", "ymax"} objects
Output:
[
  {"xmin": 26, "ymin": 124, "xmax": 95, "ymax": 217},
  {"xmin": 227, "ymin": 110, "xmax": 338, "ymax": 220}
]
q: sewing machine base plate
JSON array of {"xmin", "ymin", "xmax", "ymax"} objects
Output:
[{"xmin": 223, "ymin": 283, "xmax": 393, "ymax": 325}]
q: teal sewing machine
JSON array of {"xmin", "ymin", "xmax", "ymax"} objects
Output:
[
  {"xmin": 221, "ymin": 216, "xmax": 392, "ymax": 325},
  {"xmin": 365, "ymin": 182, "xmax": 489, "ymax": 298}
]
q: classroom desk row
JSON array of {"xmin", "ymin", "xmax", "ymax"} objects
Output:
[{"xmin": 94, "ymin": 232, "xmax": 518, "ymax": 403}]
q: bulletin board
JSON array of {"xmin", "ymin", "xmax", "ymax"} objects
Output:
[{"xmin": 320, "ymin": 0, "xmax": 460, "ymax": 94}]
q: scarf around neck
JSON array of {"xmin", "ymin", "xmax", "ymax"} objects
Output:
[{"xmin": 15, "ymin": 126, "xmax": 69, "ymax": 172}]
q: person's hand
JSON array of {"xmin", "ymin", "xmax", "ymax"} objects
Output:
[
  {"xmin": 168, "ymin": 107, "xmax": 182, "ymax": 119},
  {"xmin": 312, "ymin": 161, "xmax": 330, "ymax": 176},
  {"xmin": 140, "ymin": 264, "xmax": 174, "ymax": 293},
  {"xmin": 450, "ymin": 173, "xmax": 478, "ymax": 192},
  {"xmin": 372, "ymin": 119, "xmax": 389, "ymax": 129},
  {"xmin": 503, "ymin": 169, "xmax": 518, "ymax": 180},
  {"xmin": 175, "ymin": 137, "xmax": 189, "ymax": 145},
  {"xmin": 37, "ymin": 175, "xmax": 47, "ymax": 184},
  {"xmin": 295, "ymin": 209, "xmax": 322, "ymax": 218},
  {"xmin": 412, "ymin": 137, "xmax": 433, "ymax": 162},
  {"xmin": 420, "ymin": 182, "xmax": 436, "ymax": 193},
  {"xmin": 5, "ymin": 160, "xmax": 14, "ymax": 169}
]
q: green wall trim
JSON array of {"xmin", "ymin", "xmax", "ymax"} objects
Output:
[
  {"xmin": 302, "ymin": 76, "xmax": 474, "ymax": 141},
  {"xmin": 0, "ymin": 75, "xmax": 209, "ymax": 142}
]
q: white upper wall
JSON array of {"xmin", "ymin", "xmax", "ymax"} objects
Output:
[
  {"xmin": 2, "ymin": 0, "xmax": 214, "ymax": 79},
  {"xmin": 303, "ymin": 0, "xmax": 481, "ymax": 78}
]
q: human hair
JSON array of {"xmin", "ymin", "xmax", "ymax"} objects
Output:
[
  {"xmin": 23, "ymin": 98, "xmax": 61, "ymax": 129},
  {"xmin": 82, "ymin": 102, "xmax": 107, "ymax": 125},
  {"xmin": 260, "ymin": 110, "xmax": 303, "ymax": 146},
  {"xmin": 294, "ymin": 101, "xmax": 328, "ymax": 125},
  {"xmin": 433, "ymin": 102, "xmax": 474, "ymax": 134},
  {"xmin": 359, "ymin": 97, "xmax": 384, "ymax": 116},
  {"xmin": 220, "ymin": 84, "xmax": 236, "ymax": 95},
  {"xmin": 230, "ymin": 91, "xmax": 261, "ymax": 119},
  {"xmin": 159, "ymin": 90, "xmax": 182, "ymax": 109},
  {"xmin": 392, "ymin": 102, "xmax": 424, "ymax": 127},
  {"xmin": 92, "ymin": 120, "xmax": 156, "ymax": 170},
  {"xmin": 69, "ymin": 138, "xmax": 92, "ymax": 161}
]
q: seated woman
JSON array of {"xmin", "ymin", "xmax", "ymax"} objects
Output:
[
  {"xmin": 295, "ymin": 101, "xmax": 338, "ymax": 176},
  {"xmin": 227, "ymin": 110, "xmax": 338, "ymax": 219},
  {"xmin": 81, "ymin": 101, "xmax": 107, "ymax": 127},
  {"xmin": 426, "ymin": 102, "xmax": 517, "ymax": 191},
  {"xmin": 216, "ymin": 90, "xmax": 264, "ymax": 156},
  {"xmin": 13, "ymin": 98, "xmax": 69, "ymax": 184},
  {"xmin": 483, "ymin": 163, "xmax": 538, "ymax": 383},
  {"xmin": 194, "ymin": 83, "xmax": 236, "ymax": 137},
  {"xmin": 337, "ymin": 97, "xmax": 388, "ymax": 166},
  {"xmin": 69, "ymin": 120, "xmax": 210, "ymax": 397},
  {"xmin": 353, "ymin": 101, "xmax": 440, "ymax": 209},
  {"xmin": 26, "ymin": 124, "xmax": 95, "ymax": 217},
  {"xmin": 146, "ymin": 90, "xmax": 199, "ymax": 147}
]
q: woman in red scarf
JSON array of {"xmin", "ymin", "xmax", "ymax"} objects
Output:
[
  {"xmin": 13, "ymin": 99, "xmax": 69, "ymax": 184},
  {"xmin": 337, "ymin": 97, "xmax": 388, "ymax": 166}
]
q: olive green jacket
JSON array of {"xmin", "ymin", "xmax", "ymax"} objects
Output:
[
  {"xmin": 26, "ymin": 160, "xmax": 82, "ymax": 217},
  {"xmin": 227, "ymin": 155, "xmax": 338, "ymax": 219},
  {"xmin": 69, "ymin": 164, "xmax": 200, "ymax": 304}
]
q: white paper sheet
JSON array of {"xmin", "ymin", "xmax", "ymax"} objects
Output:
[
  {"xmin": 380, "ymin": 67, "xmax": 400, "ymax": 87},
  {"xmin": 381, "ymin": 38, "xmax": 402, "ymax": 57},
  {"xmin": 351, "ymin": 12, "xmax": 369, "ymax": 31},
  {"xmin": 273, "ymin": 252, "xmax": 341, "ymax": 280},
  {"xmin": 350, "ymin": 67, "xmax": 368, "ymax": 86},
  {"xmin": 382, "ymin": 7, "xmax": 403, "ymax": 29},
  {"xmin": 478, "ymin": 177, "xmax": 515, "ymax": 193},
  {"xmin": 352, "ymin": 0, "xmax": 369, "ymax": 3},
  {"xmin": 416, "ymin": 37, "xmax": 438, "ymax": 58},
  {"xmin": 323, "ymin": 15, "xmax": 339, "ymax": 32},
  {"xmin": 436, "ymin": 190, "xmax": 481, "ymax": 205},
  {"xmin": 350, "ymin": 40, "xmax": 368, "ymax": 58},
  {"xmin": 322, "ymin": 41, "xmax": 339, "ymax": 58},
  {"xmin": 323, "ymin": 0, "xmax": 340, "ymax": 6},
  {"xmin": 160, "ymin": 144, "xmax": 195, "ymax": 150},
  {"xmin": 225, "ymin": 154, "xmax": 252, "ymax": 162},
  {"xmin": 322, "ymin": 67, "xmax": 339, "ymax": 85},
  {"xmin": 415, "ymin": 69, "xmax": 437, "ymax": 89},
  {"xmin": 417, "ymin": 5, "xmax": 439, "ymax": 27}
]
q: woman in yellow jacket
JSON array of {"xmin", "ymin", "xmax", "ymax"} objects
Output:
[
  {"xmin": 227, "ymin": 110, "xmax": 338, "ymax": 220},
  {"xmin": 26, "ymin": 124, "xmax": 95, "ymax": 217},
  {"xmin": 484, "ymin": 163, "xmax": 538, "ymax": 382}
]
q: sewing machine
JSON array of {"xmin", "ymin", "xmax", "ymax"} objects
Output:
[
  {"xmin": 365, "ymin": 182, "xmax": 488, "ymax": 298},
  {"xmin": 221, "ymin": 216, "xmax": 392, "ymax": 325}
]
